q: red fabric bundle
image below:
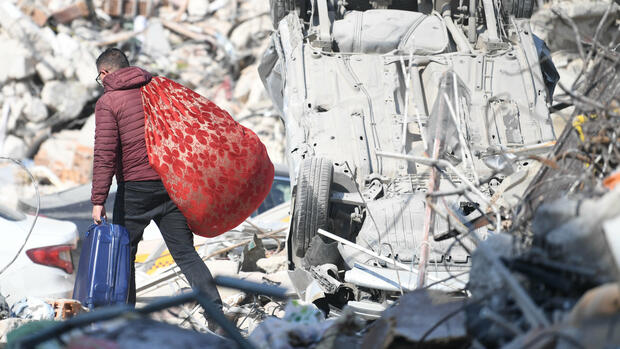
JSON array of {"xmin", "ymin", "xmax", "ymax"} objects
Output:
[{"xmin": 141, "ymin": 77, "xmax": 274, "ymax": 237}]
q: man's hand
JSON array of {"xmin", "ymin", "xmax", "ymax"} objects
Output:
[{"xmin": 92, "ymin": 205, "xmax": 106, "ymax": 224}]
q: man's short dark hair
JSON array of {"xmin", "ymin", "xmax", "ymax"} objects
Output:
[{"xmin": 96, "ymin": 48, "xmax": 130, "ymax": 71}]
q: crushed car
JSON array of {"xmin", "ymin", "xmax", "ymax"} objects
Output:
[{"xmin": 259, "ymin": 0, "xmax": 559, "ymax": 315}]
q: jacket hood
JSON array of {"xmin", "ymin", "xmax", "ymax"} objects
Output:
[{"xmin": 103, "ymin": 66, "xmax": 152, "ymax": 92}]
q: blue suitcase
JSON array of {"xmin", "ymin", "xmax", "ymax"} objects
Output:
[{"xmin": 73, "ymin": 219, "xmax": 131, "ymax": 309}]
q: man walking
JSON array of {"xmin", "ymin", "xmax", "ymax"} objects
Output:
[{"xmin": 90, "ymin": 48, "xmax": 222, "ymax": 313}]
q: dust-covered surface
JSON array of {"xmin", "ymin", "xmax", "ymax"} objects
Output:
[{"xmin": 1, "ymin": 0, "xmax": 620, "ymax": 348}]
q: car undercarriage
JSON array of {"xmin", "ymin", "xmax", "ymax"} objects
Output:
[{"xmin": 259, "ymin": 0, "xmax": 558, "ymax": 316}]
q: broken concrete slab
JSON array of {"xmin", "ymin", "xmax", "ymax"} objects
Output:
[
  {"xmin": 229, "ymin": 16, "xmax": 272, "ymax": 50},
  {"xmin": 52, "ymin": 32, "xmax": 80, "ymax": 63},
  {"xmin": 256, "ymin": 255, "xmax": 287, "ymax": 274},
  {"xmin": 50, "ymin": 1, "xmax": 90, "ymax": 24},
  {"xmin": 143, "ymin": 18, "xmax": 172, "ymax": 58},
  {"xmin": 73, "ymin": 46, "xmax": 98, "ymax": 89},
  {"xmin": 1, "ymin": 135, "xmax": 28, "ymax": 159},
  {"xmin": 22, "ymin": 95, "xmax": 48, "ymax": 123},
  {"xmin": 188, "ymin": 0, "xmax": 209, "ymax": 18},
  {"xmin": 363, "ymin": 290, "xmax": 467, "ymax": 349},
  {"xmin": 0, "ymin": 2, "xmax": 55, "ymax": 54},
  {"xmin": 532, "ymin": 1, "xmax": 619, "ymax": 53},
  {"xmin": 34, "ymin": 130, "xmax": 93, "ymax": 184},
  {"xmin": 41, "ymin": 80, "xmax": 90, "ymax": 120},
  {"xmin": 0, "ymin": 38, "xmax": 36, "ymax": 83},
  {"xmin": 35, "ymin": 58, "xmax": 59, "ymax": 82},
  {"xmin": 18, "ymin": 3, "xmax": 51, "ymax": 27}
]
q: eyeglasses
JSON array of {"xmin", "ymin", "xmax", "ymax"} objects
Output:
[{"xmin": 95, "ymin": 71, "xmax": 107, "ymax": 87}]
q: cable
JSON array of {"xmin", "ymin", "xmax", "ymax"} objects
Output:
[{"xmin": 0, "ymin": 157, "xmax": 40, "ymax": 276}]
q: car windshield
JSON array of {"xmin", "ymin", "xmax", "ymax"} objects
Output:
[{"xmin": 0, "ymin": 203, "xmax": 26, "ymax": 221}]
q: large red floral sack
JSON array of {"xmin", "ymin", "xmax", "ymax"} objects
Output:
[{"xmin": 141, "ymin": 77, "xmax": 274, "ymax": 237}]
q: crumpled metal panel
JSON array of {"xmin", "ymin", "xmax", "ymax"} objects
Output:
[
  {"xmin": 354, "ymin": 193, "xmax": 476, "ymax": 263},
  {"xmin": 361, "ymin": 289, "xmax": 467, "ymax": 348}
]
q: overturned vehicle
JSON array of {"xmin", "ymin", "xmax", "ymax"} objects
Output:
[{"xmin": 259, "ymin": 0, "xmax": 558, "ymax": 314}]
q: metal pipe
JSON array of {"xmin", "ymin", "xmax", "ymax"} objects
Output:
[
  {"xmin": 317, "ymin": 228, "xmax": 457, "ymax": 289},
  {"xmin": 15, "ymin": 289, "xmax": 256, "ymax": 349},
  {"xmin": 410, "ymin": 64, "xmax": 429, "ymax": 151},
  {"xmin": 417, "ymin": 131, "xmax": 441, "ymax": 288},
  {"xmin": 482, "ymin": 0, "xmax": 498, "ymax": 42},
  {"xmin": 443, "ymin": 12, "xmax": 473, "ymax": 53},
  {"xmin": 443, "ymin": 89, "xmax": 478, "ymax": 184},
  {"xmin": 345, "ymin": 263, "xmax": 417, "ymax": 292},
  {"xmin": 318, "ymin": 228, "xmax": 411, "ymax": 271},
  {"xmin": 214, "ymin": 276, "xmax": 288, "ymax": 299},
  {"xmin": 399, "ymin": 53, "xmax": 413, "ymax": 155},
  {"xmin": 468, "ymin": 0, "xmax": 477, "ymax": 44}
]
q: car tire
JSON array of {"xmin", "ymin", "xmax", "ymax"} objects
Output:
[
  {"xmin": 501, "ymin": 0, "xmax": 534, "ymax": 18},
  {"xmin": 291, "ymin": 157, "xmax": 332, "ymax": 261}
]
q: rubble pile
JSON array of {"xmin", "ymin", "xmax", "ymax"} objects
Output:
[
  {"xmin": 1, "ymin": 1, "xmax": 620, "ymax": 348},
  {"xmin": 465, "ymin": 16, "xmax": 620, "ymax": 347},
  {"xmin": 0, "ymin": 0, "xmax": 285, "ymax": 188},
  {"xmin": 532, "ymin": 0, "xmax": 619, "ymax": 131},
  {"xmin": 134, "ymin": 225, "xmax": 293, "ymax": 335}
]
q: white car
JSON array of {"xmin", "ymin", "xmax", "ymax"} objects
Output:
[{"xmin": 0, "ymin": 203, "xmax": 79, "ymax": 305}]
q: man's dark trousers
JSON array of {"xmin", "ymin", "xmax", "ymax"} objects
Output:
[{"xmin": 113, "ymin": 180, "xmax": 222, "ymax": 306}]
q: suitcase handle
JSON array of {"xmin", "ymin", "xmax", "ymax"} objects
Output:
[{"xmin": 86, "ymin": 217, "xmax": 108, "ymax": 237}]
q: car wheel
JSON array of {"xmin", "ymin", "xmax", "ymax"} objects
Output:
[
  {"xmin": 501, "ymin": 0, "xmax": 534, "ymax": 18},
  {"xmin": 291, "ymin": 157, "xmax": 333, "ymax": 263}
]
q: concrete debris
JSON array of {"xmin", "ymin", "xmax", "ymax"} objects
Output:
[
  {"xmin": 50, "ymin": 1, "xmax": 90, "ymax": 24},
  {"xmin": 41, "ymin": 81, "xmax": 91, "ymax": 120},
  {"xmin": 187, "ymin": 0, "xmax": 209, "ymax": 18},
  {"xmin": 363, "ymin": 290, "xmax": 467, "ymax": 348},
  {"xmin": 22, "ymin": 95, "xmax": 49, "ymax": 123},
  {"xmin": 142, "ymin": 18, "xmax": 173, "ymax": 58},
  {"xmin": 48, "ymin": 299, "xmax": 86, "ymax": 320},
  {"xmin": 102, "ymin": 0, "xmax": 157, "ymax": 18},
  {"xmin": 249, "ymin": 300, "xmax": 328, "ymax": 349},
  {"xmin": 465, "ymin": 41, "xmax": 620, "ymax": 348},
  {"xmin": 1, "ymin": 135, "xmax": 28, "ymax": 159},
  {"xmin": 0, "ymin": 39, "xmax": 36, "ymax": 83},
  {"xmin": 0, "ymin": 294, "xmax": 8, "ymax": 321},
  {"xmin": 34, "ymin": 129, "xmax": 94, "ymax": 184},
  {"xmin": 531, "ymin": 0, "xmax": 619, "ymax": 53},
  {"xmin": 10, "ymin": 298, "xmax": 55, "ymax": 321},
  {"xmin": 257, "ymin": 255, "xmax": 287, "ymax": 274},
  {"xmin": 1, "ymin": 0, "xmax": 620, "ymax": 347},
  {"xmin": 0, "ymin": 0, "xmax": 285, "ymax": 189}
]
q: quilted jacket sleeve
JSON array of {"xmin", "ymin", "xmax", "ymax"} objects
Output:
[{"xmin": 91, "ymin": 99, "xmax": 119, "ymax": 205}]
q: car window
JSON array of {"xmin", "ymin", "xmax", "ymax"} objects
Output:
[
  {"xmin": 256, "ymin": 177, "xmax": 292, "ymax": 214},
  {"xmin": 0, "ymin": 203, "xmax": 26, "ymax": 221}
]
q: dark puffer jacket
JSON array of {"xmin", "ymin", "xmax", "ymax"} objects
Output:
[{"xmin": 91, "ymin": 66, "xmax": 160, "ymax": 205}]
